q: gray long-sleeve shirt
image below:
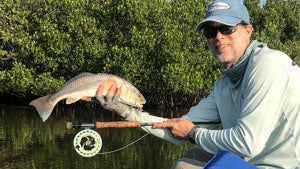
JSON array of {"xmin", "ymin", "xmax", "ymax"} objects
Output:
[
  {"xmin": 125, "ymin": 45, "xmax": 300, "ymax": 168},
  {"xmin": 184, "ymin": 46, "xmax": 300, "ymax": 168}
]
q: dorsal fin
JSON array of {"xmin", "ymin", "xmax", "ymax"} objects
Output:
[{"xmin": 65, "ymin": 72, "xmax": 95, "ymax": 85}]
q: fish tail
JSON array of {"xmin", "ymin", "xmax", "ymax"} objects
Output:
[{"xmin": 29, "ymin": 95, "xmax": 56, "ymax": 122}]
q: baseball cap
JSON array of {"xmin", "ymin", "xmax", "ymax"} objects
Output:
[{"xmin": 195, "ymin": 0, "xmax": 250, "ymax": 32}]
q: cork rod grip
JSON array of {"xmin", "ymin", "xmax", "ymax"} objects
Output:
[{"xmin": 96, "ymin": 121, "xmax": 141, "ymax": 128}]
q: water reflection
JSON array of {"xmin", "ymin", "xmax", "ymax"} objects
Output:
[{"xmin": 0, "ymin": 104, "xmax": 192, "ymax": 169}]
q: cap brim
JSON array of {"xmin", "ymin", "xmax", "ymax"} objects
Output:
[{"xmin": 195, "ymin": 15, "xmax": 242, "ymax": 32}]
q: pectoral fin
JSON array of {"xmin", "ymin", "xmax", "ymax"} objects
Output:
[{"xmin": 66, "ymin": 97, "xmax": 81, "ymax": 104}]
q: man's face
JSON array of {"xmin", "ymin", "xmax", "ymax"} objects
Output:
[{"xmin": 204, "ymin": 21, "xmax": 253, "ymax": 68}]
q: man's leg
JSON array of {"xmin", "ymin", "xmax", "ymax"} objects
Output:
[{"xmin": 171, "ymin": 147, "xmax": 214, "ymax": 169}]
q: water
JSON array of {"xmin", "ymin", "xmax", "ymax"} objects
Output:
[{"xmin": 0, "ymin": 104, "xmax": 193, "ymax": 169}]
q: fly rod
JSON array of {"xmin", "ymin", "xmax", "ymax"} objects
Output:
[{"xmin": 66, "ymin": 121, "xmax": 220, "ymax": 129}]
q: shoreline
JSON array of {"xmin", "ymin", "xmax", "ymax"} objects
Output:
[{"xmin": 0, "ymin": 91, "xmax": 207, "ymax": 109}]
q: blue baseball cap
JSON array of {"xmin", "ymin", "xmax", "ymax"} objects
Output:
[{"xmin": 196, "ymin": 0, "xmax": 250, "ymax": 32}]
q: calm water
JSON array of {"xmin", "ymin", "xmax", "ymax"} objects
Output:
[{"xmin": 0, "ymin": 103, "xmax": 192, "ymax": 169}]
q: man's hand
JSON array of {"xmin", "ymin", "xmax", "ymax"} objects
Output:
[
  {"xmin": 81, "ymin": 84, "xmax": 136, "ymax": 118},
  {"xmin": 96, "ymin": 84, "xmax": 121, "ymax": 104},
  {"xmin": 152, "ymin": 118, "xmax": 195, "ymax": 139},
  {"xmin": 80, "ymin": 84, "xmax": 121, "ymax": 102}
]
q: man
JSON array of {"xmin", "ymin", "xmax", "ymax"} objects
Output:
[{"xmin": 83, "ymin": 0, "xmax": 300, "ymax": 168}]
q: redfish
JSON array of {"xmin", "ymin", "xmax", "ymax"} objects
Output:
[{"xmin": 29, "ymin": 73, "xmax": 146, "ymax": 122}]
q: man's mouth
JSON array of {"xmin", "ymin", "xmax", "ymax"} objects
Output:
[{"xmin": 215, "ymin": 43, "xmax": 229, "ymax": 50}]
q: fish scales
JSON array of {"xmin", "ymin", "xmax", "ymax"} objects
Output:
[
  {"xmin": 51, "ymin": 73, "xmax": 125, "ymax": 101},
  {"xmin": 51, "ymin": 74, "xmax": 106, "ymax": 100}
]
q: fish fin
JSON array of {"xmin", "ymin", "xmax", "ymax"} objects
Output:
[
  {"xmin": 65, "ymin": 97, "xmax": 81, "ymax": 104},
  {"xmin": 65, "ymin": 72, "xmax": 95, "ymax": 85},
  {"xmin": 29, "ymin": 95, "xmax": 57, "ymax": 122}
]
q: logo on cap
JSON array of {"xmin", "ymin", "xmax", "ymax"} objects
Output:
[{"xmin": 208, "ymin": 2, "xmax": 231, "ymax": 12}]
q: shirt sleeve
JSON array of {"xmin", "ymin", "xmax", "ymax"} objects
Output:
[
  {"xmin": 195, "ymin": 52, "xmax": 290, "ymax": 157},
  {"xmin": 125, "ymin": 110, "xmax": 188, "ymax": 145},
  {"xmin": 183, "ymin": 90, "xmax": 220, "ymax": 129}
]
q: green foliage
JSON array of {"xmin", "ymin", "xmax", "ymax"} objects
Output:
[
  {"xmin": 0, "ymin": 62, "xmax": 33, "ymax": 93},
  {"xmin": 245, "ymin": 0, "xmax": 300, "ymax": 61},
  {"xmin": 0, "ymin": 61, "xmax": 64, "ymax": 95},
  {"xmin": 0, "ymin": 0, "xmax": 299, "ymax": 101}
]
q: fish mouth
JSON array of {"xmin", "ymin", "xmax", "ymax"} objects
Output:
[{"xmin": 136, "ymin": 97, "xmax": 146, "ymax": 105}]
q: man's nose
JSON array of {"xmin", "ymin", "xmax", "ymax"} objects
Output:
[{"xmin": 215, "ymin": 31, "xmax": 225, "ymax": 39}]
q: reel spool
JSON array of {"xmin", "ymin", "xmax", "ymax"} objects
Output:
[{"xmin": 73, "ymin": 129, "xmax": 102, "ymax": 157}]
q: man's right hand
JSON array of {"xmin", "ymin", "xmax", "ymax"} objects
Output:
[{"xmin": 94, "ymin": 84, "xmax": 134, "ymax": 118}]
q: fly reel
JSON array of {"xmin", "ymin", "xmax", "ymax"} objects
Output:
[{"xmin": 73, "ymin": 129, "xmax": 102, "ymax": 157}]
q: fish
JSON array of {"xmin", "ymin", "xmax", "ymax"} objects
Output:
[{"xmin": 29, "ymin": 72, "xmax": 146, "ymax": 122}]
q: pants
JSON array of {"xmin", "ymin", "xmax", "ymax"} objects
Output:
[{"xmin": 171, "ymin": 147, "xmax": 214, "ymax": 169}]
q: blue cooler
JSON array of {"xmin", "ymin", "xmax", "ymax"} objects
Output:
[{"xmin": 204, "ymin": 149, "xmax": 258, "ymax": 169}]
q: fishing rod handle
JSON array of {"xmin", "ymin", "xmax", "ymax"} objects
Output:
[{"xmin": 96, "ymin": 121, "xmax": 141, "ymax": 128}]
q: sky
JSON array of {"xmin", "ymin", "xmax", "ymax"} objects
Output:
[{"xmin": 259, "ymin": 0, "xmax": 267, "ymax": 8}]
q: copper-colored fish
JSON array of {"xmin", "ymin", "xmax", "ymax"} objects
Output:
[{"xmin": 29, "ymin": 73, "xmax": 146, "ymax": 122}]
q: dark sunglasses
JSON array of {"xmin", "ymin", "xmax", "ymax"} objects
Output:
[{"xmin": 203, "ymin": 25, "xmax": 238, "ymax": 39}]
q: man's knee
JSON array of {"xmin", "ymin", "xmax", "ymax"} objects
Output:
[
  {"xmin": 172, "ymin": 158, "xmax": 205, "ymax": 169},
  {"xmin": 182, "ymin": 147, "xmax": 214, "ymax": 161}
]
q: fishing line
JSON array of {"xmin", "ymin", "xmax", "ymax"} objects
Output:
[{"xmin": 98, "ymin": 132, "xmax": 151, "ymax": 155}]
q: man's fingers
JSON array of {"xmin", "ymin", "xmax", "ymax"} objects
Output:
[
  {"xmin": 97, "ymin": 84, "xmax": 106, "ymax": 97},
  {"xmin": 152, "ymin": 122, "xmax": 173, "ymax": 128},
  {"xmin": 95, "ymin": 84, "xmax": 122, "ymax": 106},
  {"xmin": 96, "ymin": 84, "xmax": 120, "ymax": 97},
  {"xmin": 116, "ymin": 85, "xmax": 122, "ymax": 96},
  {"xmin": 81, "ymin": 96, "xmax": 89, "ymax": 101},
  {"xmin": 107, "ymin": 84, "xmax": 117, "ymax": 96},
  {"xmin": 167, "ymin": 118, "xmax": 181, "ymax": 122}
]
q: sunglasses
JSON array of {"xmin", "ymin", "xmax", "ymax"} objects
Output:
[{"xmin": 203, "ymin": 25, "xmax": 238, "ymax": 39}]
